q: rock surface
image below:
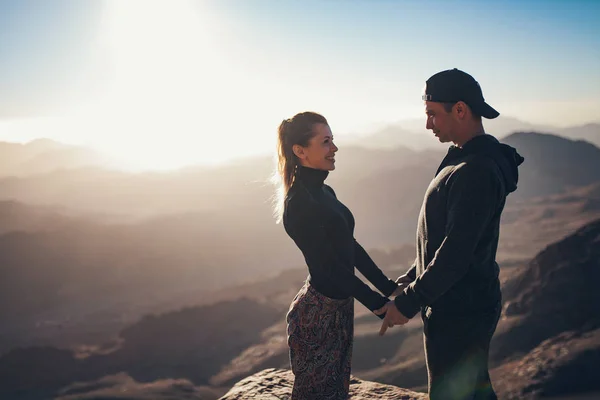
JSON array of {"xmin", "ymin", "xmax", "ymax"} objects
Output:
[
  {"xmin": 493, "ymin": 218, "xmax": 600, "ymax": 360},
  {"xmin": 492, "ymin": 328, "xmax": 600, "ymax": 399},
  {"xmin": 219, "ymin": 368, "xmax": 427, "ymax": 399}
]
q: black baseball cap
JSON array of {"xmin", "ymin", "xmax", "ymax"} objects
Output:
[{"xmin": 422, "ymin": 68, "xmax": 500, "ymax": 119}]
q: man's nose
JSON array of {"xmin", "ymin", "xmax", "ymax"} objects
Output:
[{"xmin": 426, "ymin": 118, "xmax": 433, "ymax": 130}]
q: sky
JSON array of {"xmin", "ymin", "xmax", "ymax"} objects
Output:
[{"xmin": 0, "ymin": 0, "xmax": 599, "ymax": 170}]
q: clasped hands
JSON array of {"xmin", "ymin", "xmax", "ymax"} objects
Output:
[{"xmin": 374, "ymin": 274, "xmax": 412, "ymax": 336}]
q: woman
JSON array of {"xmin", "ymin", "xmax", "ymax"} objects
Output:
[{"xmin": 274, "ymin": 111, "xmax": 401, "ymax": 399}]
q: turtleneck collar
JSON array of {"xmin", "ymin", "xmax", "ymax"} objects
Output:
[{"xmin": 295, "ymin": 165, "xmax": 329, "ymax": 187}]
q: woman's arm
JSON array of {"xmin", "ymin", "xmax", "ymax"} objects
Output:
[
  {"xmin": 284, "ymin": 192, "xmax": 389, "ymax": 315},
  {"xmin": 354, "ymin": 241, "xmax": 398, "ymax": 297}
]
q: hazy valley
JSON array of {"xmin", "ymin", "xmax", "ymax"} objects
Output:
[{"xmin": 1, "ymin": 120, "xmax": 600, "ymax": 399}]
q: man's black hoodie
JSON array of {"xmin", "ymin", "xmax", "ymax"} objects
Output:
[{"xmin": 395, "ymin": 134, "xmax": 524, "ymax": 318}]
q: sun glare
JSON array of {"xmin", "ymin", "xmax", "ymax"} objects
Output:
[
  {"xmin": 66, "ymin": 0, "xmax": 266, "ymax": 171},
  {"xmin": 3, "ymin": 1, "xmax": 385, "ymax": 171}
]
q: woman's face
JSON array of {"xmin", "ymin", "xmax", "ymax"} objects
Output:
[{"xmin": 296, "ymin": 123, "xmax": 338, "ymax": 171}]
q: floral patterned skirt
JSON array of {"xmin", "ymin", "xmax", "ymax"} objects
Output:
[{"xmin": 286, "ymin": 281, "xmax": 354, "ymax": 400}]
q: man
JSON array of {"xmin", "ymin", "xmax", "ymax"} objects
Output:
[{"xmin": 375, "ymin": 68, "xmax": 524, "ymax": 399}]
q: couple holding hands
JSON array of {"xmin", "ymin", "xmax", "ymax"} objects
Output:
[{"xmin": 274, "ymin": 68, "xmax": 524, "ymax": 400}]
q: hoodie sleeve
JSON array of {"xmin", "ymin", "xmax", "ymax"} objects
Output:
[
  {"xmin": 394, "ymin": 163, "xmax": 502, "ymax": 318},
  {"xmin": 406, "ymin": 261, "xmax": 418, "ymax": 280},
  {"xmin": 284, "ymin": 191, "xmax": 390, "ymax": 316}
]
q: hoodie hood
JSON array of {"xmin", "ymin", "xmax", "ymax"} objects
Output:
[{"xmin": 437, "ymin": 134, "xmax": 525, "ymax": 193}]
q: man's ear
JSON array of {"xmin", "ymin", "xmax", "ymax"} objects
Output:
[
  {"xmin": 454, "ymin": 101, "xmax": 468, "ymax": 120},
  {"xmin": 292, "ymin": 144, "xmax": 305, "ymax": 160}
]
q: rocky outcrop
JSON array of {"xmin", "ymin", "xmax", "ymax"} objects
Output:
[
  {"xmin": 494, "ymin": 218, "xmax": 600, "ymax": 359},
  {"xmin": 219, "ymin": 368, "xmax": 427, "ymax": 399},
  {"xmin": 492, "ymin": 328, "xmax": 600, "ymax": 399}
]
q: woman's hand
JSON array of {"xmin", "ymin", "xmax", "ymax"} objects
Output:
[
  {"xmin": 391, "ymin": 285, "xmax": 405, "ymax": 297},
  {"xmin": 391, "ymin": 273, "xmax": 413, "ymax": 297}
]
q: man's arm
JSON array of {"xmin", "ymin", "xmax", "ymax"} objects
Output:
[
  {"xmin": 394, "ymin": 164, "xmax": 502, "ymax": 318},
  {"xmin": 405, "ymin": 263, "xmax": 417, "ymax": 280},
  {"xmin": 395, "ymin": 260, "xmax": 416, "ymax": 293},
  {"xmin": 400, "ymin": 259, "xmax": 418, "ymax": 281}
]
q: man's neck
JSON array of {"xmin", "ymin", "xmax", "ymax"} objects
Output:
[{"xmin": 454, "ymin": 122, "xmax": 485, "ymax": 148}]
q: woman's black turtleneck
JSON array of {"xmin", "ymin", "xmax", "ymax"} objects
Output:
[{"xmin": 283, "ymin": 165, "xmax": 397, "ymax": 314}]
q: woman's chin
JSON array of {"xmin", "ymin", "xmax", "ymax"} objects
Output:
[{"xmin": 312, "ymin": 161, "xmax": 335, "ymax": 171}]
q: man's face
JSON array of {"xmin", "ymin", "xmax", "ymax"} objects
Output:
[{"xmin": 425, "ymin": 101, "xmax": 456, "ymax": 144}]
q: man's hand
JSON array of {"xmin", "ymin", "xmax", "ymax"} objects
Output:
[
  {"xmin": 395, "ymin": 273, "xmax": 413, "ymax": 286},
  {"xmin": 391, "ymin": 274, "xmax": 413, "ymax": 297},
  {"xmin": 374, "ymin": 301, "xmax": 409, "ymax": 336}
]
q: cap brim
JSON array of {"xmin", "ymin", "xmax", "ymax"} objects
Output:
[{"xmin": 474, "ymin": 102, "xmax": 500, "ymax": 119}]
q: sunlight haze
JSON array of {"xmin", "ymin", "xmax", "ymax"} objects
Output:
[{"xmin": 0, "ymin": 0, "xmax": 599, "ymax": 170}]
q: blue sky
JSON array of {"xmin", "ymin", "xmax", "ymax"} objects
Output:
[{"xmin": 0, "ymin": 0, "xmax": 599, "ymax": 169}]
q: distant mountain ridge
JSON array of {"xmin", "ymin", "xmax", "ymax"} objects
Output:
[
  {"xmin": 502, "ymin": 132, "xmax": 600, "ymax": 198},
  {"xmin": 0, "ymin": 200, "xmax": 78, "ymax": 234},
  {"xmin": 351, "ymin": 117, "xmax": 600, "ymax": 151},
  {"xmin": 0, "ymin": 131, "xmax": 597, "ymax": 232},
  {"xmin": 558, "ymin": 122, "xmax": 600, "ymax": 147},
  {"xmin": 1, "ymin": 118, "xmax": 598, "ymax": 177},
  {"xmin": 0, "ymin": 138, "xmax": 117, "ymax": 176}
]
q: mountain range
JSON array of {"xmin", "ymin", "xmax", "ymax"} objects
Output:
[
  {"xmin": 1, "ymin": 217, "xmax": 598, "ymax": 400},
  {"xmin": 2, "ymin": 117, "xmax": 599, "ymax": 178},
  {"xmin": 350, "ymin": 116, "xmax": 600, "ymax": 151},
  {"xmin": 0, "ymin": 138, "xmax": 118, "ymax": 176},
  {"xmin": 0, "ymin": 124, "xmax": 599, "ymax": 399},
  {"xmin": 1, "ymin": 131, "xmax": 600, "ymax": 354}
]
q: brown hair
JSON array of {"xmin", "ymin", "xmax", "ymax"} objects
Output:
[{"xmin": 272, "ymin": 111, "xmax": 328, "ymax": 222}]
